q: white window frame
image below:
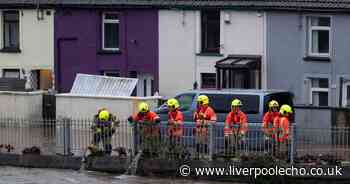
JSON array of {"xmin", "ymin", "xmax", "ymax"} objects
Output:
[
  {"xmin": 342, "ymin": 81, "xmax": 350, "ymax": 107},
  {"xmin": 309, "ymin": 78, "xmax": 330, "ymax": 106},
  {"xmin": 307, "ymin": 16, "xmax": 331, "ymax": 57},
  {"xmin": 102, "ymin": 13, "xmax": 120, "ymax": 51}
]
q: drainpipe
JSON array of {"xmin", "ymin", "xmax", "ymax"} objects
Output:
[
  {"xmin": 193, "ymin": 11, "xmax": 199, "ymax": 90},
  {"xmin": 36, "ymin": 0, "xmax": 44, "ymax": 20},
  {"xmin": 339, "ymin": 77, "xmax": 343, "ymax": 107},
  {"xmin": 124, "ymin": 12, "xmax": 129, "ymax": 78}
]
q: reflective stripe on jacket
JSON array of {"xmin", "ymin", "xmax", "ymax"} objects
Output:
[
  {"xmin": 224, "ymin": 111, "xmax": 248, "ymax": 136},
  {"xmin": 167, "ymin": 110, "xmax": 184, "ymax": 137}
]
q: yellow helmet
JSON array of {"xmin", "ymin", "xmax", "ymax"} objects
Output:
[
  {"xmin": 280, "ymin": 104, "xmax": 293, "ymax": 116},
  {"xmin": 197, "ymin": 95, "xmax": 209, "ymax": 105},
  {"xmin": 268, "ymin": 100, "xmax": 279, "ymax": 108},
  {"xmin": 98, "ymin": 110, "xmax": 110, "ymax": 121},
  {"xmin": 231, "ymin": 99, "xmax": 242, "ymax": 107},
  {"xmin": 167, "ymin": 98, "xmax": 180, "ymax": 109},
  {"xmin": 138, "ymin": 102, "xmax": 149, "ymax": 113}
]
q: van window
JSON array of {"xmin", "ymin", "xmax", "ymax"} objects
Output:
[
  {"xmin": 202, "ymin": 94, "xmax": 260, "ymax": 114},
  {"xmin": 264, "ymin": 92, "xmax": 294, "ymax": 113},
  {"xmin": 176, "ymin": 93, "xmax": 195, "ymax": 111},
  {"xmin": 157, "ymin": 93, "xmax": 195, "ymax": 114}
]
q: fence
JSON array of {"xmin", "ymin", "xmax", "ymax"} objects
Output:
[
  {"xmin": 0, "ymin": 118, "xmax": 133, "ymax": 156},
  {"xmin": 133, "ymin": 123, "xmax": 295, "ymax": 161},
  {"xmin": 0, "ymin": 118, "xmax": 350, "ymax": 163}
]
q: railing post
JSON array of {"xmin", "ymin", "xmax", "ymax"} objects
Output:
[
  {"xmin": 62, "ymin": 118, "xmax": 71, "ymax": 156},
  {"xmin": 290, "ymin": 124, "xmax": 296, "ymax": 164},
  {"xmin": 209, "ymin": 124, "xmax": 214, "ymax": 161},
  {"xmin": 133, "ymin": 122, "xmax": 139, "ymax": 156}
]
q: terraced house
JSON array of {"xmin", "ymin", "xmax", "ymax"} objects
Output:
[
  {"xmin": 1, "ymin": 0, "xmax": 350, "ymax": 107},
  {"xmin": 157, "ymin": 0, "xmax": 350, "ymax": 108},
  {"xmin": 54, "ymin": 6, "xmax": 158, "ymax": 95},
  {"xmin": 0, "ymin": 2, "xmax": 54, "ymax": 91}
]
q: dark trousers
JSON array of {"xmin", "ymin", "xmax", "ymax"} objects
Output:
[
  {"xmin": 224, "ymin": 135, "xmax": 240, "ymax": 157},
  {"xmin": 93, "ymin": 131, "xmax": 113, "ymax": 154}
]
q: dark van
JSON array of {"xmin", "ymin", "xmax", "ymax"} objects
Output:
[
  {"xmin": 154, "ymin": 89, "xmax": 294, "ymax": 153},
  {"xmin": 155, "ymin": 89, "xmax": 294, "ymax": 124}
]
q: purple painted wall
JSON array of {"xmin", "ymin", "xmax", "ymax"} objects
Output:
[{"xmin": 54, "ymin": 9, "xmax": 158, "ymax": 93}]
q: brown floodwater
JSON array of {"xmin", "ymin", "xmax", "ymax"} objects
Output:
[{"xmin": 0, "ymin": 166, "xmax": 245, "ymax": 184}]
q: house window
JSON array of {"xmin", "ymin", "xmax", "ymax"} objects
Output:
[
  {"xmin": 201, "ymin": 10, "xmax": 220, "ymax": 53},
  {"xmin": 3, "ymin": 69, "xmax": 20, "ymax": 78},
  {"xmin": 201, "ymin": 73, "xmax": 216, "ymax": 89},
  {"xmin": 342, "ymin": 82, "xmax": 350, "ymax": 107},
  {"xmin": 310, "ymin": 78, "xmax": 329, "ymax": 106},
  {"xmin": 103, "ymin": 71, "xmax": 120, "ymax": 77},
  {"xmin": 3, "ymin": 11, "xmax": 20, "ymax": 50},
  {"xmin": 102, "ymin": 13, "xmax": 119, "ymax": 51},
  {"xmin": 308, "ymin": 16, "xmax": 331, "ymax": 56}
]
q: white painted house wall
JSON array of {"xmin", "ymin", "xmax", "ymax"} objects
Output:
[
  {"xmin": 0, "ymin": 9, "xmax": 54, "ymax": 79},
  {"xmin": 159, "ymin": 10, "xmax": 264, "ymax": 98}
]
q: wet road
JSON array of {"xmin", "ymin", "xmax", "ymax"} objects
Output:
[{"xmin": 0, "ymin": 167, "xmax": 241, "ymax": 184}]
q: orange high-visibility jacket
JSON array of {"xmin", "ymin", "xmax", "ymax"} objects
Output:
[
  {"xmin": 262, "ymin": 111, "xmax": 280, "ymax": 134},
  {"xmin": 168, "ymin": 110, "xmax": 184, "ymax": 138},
  {"xmin": 273, "ymin": 116, "xmax": 290, "ymax": 143},
  {"xmin": 224, "ymin": 111, "xmax": 248, "ymax": 136},
  {"xmin": 193, "ymin": 106, "xmax": 217, "ymax": 136},
  {"xmin": 132, "ymin": 111, "xmax": 160, "ymax": 136}
]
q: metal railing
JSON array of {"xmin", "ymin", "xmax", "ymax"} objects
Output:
[
  {"xmin": 0, "ymin": 118, "xmax": 350, "ymax": 163},
  {"xmin": 0, "ymin": 118, "xmax": 56, "ymax": 155},
  {"xmin": 133, "ymin": 123, "xmax": 294, "ymax": 161}
]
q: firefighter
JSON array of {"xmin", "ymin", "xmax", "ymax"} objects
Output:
[
  {"xmin": 262, "ymin": 100, "xmax": 280, "ymax": 137},
  {"xmin": 224, "ymin": 99, "xmax": 248, "ymax": 157},
  {"xmin": 167, "ymin": 98, "xmax": 184, "ymax": 142},
  {"xmin": 166, "ymin": 98, "xmax": 184, "ymax": 158},
  {"xmin": 128, "ymin": 102, "xmax": 161, "ymax": 156},
  {"xmin": 262, "ymin": 100, "xmax": 280, "ymax": 153},
  {"xmin": 273, "ymin": 104, "xmax": 292, "ymax": 159},
  {"xmin": 274, "ymin": 104, "xmax": 292, "ymax": 143},
  {"xmin": 193, "ymin": 95, "xmax": 217, "ymax": 157},
  {"xmin": 90, "ymin": 108, "xmax": 119, "ymax": 155}
]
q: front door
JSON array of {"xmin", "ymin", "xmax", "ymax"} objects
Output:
[
  {"xmin": 136, "ymin": 74, "xmax": 154, "ymax": 97},
  {"xmin": 57, "ymin": 38, "xmax": 79, "ymax": 93}
]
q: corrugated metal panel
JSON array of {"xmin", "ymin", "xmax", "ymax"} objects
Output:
[{"xmin": 70, "ymin": 73, "xmax": 138, "ymax": 97}]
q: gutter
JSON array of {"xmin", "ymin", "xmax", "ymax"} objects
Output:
[{"xmin": 2, "ymin": 3, "xmax": 350, "ymax": 14}]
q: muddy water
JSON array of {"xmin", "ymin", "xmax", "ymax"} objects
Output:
[{"xmin": 0, "ymin": 167, "xmax": 243, "ymax": 184}]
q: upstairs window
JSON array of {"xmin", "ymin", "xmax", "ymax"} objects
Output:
[
  {"xmin": 308, "ymin": 16, "xmax": 331, "ymax": 57},
  {"xmin": 201, "ymin": 10, "xmax": 220, "ymax": 53},
  {"xmin": 3, "ymin": 11, "xmax": 20, "ymax": 50},
  {"xmin": 102, "ymin": 13, "xmax": 119, "ymax": 51}
]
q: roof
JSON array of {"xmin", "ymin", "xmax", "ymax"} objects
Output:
[
  {"xmin": 3, "ymin": 0, "xmax": 350, "ymax": 11},
  {"xmin": 215, "ymin": 54, "xmax": 261, "ymax": 69},
  {"xmin": 185, "ymin": 89, "xmax": 291, "ymax": 95}
]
